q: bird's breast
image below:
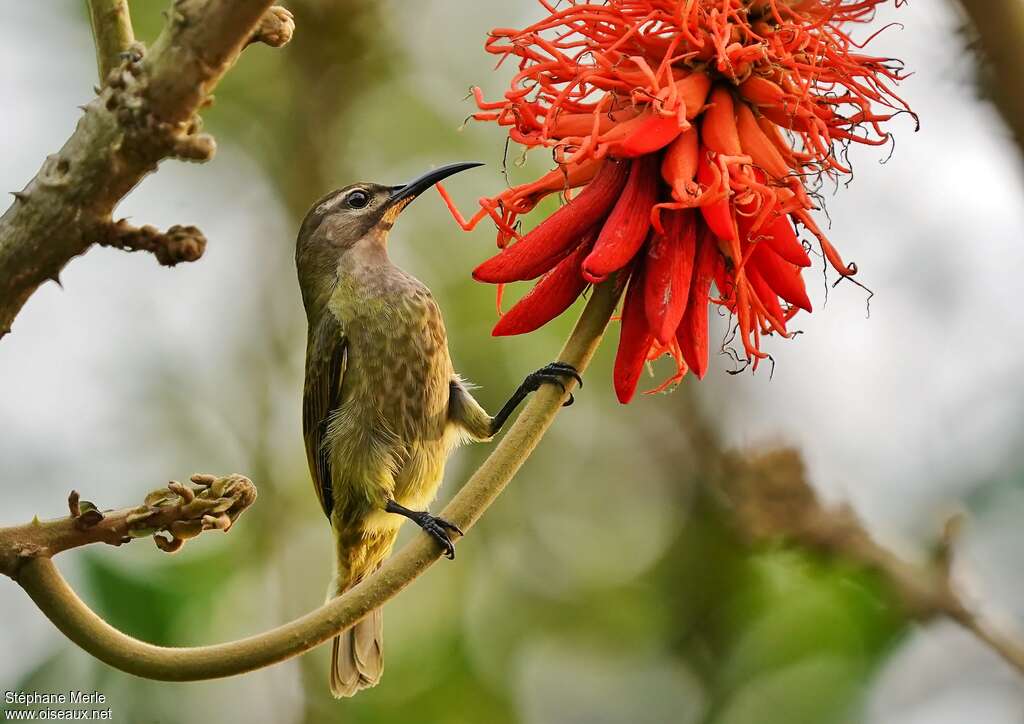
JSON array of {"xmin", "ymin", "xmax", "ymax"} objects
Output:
[{"xmin": 336, "ymin": 280, "xmax": 453, "ymax": 443}]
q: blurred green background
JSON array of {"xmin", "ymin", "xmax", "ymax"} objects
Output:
[{"xmin": 2, "ymin": 2, "xmax": 1024, "ymax": 723}]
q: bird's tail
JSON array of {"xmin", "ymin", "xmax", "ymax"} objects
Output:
[
  {"xmin": 330, "ymin": 607, "xmax": 383, "ymax": 698},
  {"xmin": 327, "ymin": 569, "xmax": 384, "ymax": 698}
]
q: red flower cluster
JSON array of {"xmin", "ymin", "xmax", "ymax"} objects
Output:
[{"xmin": 440, "ymin": 0, "xmax": 912, "ymax": 402}]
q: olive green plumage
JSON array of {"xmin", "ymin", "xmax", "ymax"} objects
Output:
[{"xmin": 296, "ymin": 169, "xmax": 493, "ymax": 698}]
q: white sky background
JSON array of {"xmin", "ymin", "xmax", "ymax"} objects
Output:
[{"xmin": 2, "ymin": 1, "xmax": 1024, "ymax": 721}]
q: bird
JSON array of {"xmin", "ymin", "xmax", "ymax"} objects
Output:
[{"xmin": 295, "ymin": 162, "xmax": 582, "ymax": 698}]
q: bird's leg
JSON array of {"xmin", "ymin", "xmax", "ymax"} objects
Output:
[
  {"xmin": 489, "ymin": 362, "xmax": 583, "ymax": 436},
  {"xmin": 384, "ymin": 499, "xmax": 464, "ymax": 560}
]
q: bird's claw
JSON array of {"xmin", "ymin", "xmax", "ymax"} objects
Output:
[
  {"xmin": 412, "ymin": 511, "xmax": 463, "ymax": 560},
  {"xmin": 488, "ymin": 362, "xmax": 584, "ymax": 438},
  {"xmin": 524, "ymin": 362, "xmax": 583, "ymax": 404},
  {"xmin": 546, "ymin": 361, "xmax": 584, "ymax": 388}
]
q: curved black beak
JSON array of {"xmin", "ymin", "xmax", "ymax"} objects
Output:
[{"xmin": 386, "ymin": 162, "xmax": 483, "ymax": 210}]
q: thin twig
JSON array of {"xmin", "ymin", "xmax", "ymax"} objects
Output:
[
  {"xmin": 86, "ymin": 0, "xmax": 135, "ymax": 82},
  {"xmin": 12, "ymin": 281, "xmax": 622, "ymax": 681},
  {"xmin": 720, "ymin": 447, "xmax": 1024, "ymax": 676},
  {"xmin": 952, "ymin": 609, "xmax": 1024, "ymax": 675}
]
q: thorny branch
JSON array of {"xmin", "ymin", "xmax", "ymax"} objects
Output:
[
  {"xmin": 0, "ymin": 0, "xmax": 291, "ymax": 339},
  {"xmin": 0, "ymin": 474, "xmax": 257, "ymax": 580},
  {"xmin": 720, "ymin": 448, "xmax": 1024, "ymax": 675}
]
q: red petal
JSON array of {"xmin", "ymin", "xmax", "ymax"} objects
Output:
[
  {"xmin": 702, "ymin": 86, "xmax": 742, "ymax": 156},
  {"xmin": 736, "ymin": 204, "xmax": 811, "ymax": 268},
  {"xmin": 644, "ymin": 210, "xmax": 697, "ymax": 345},
  {"xmin": 661, "ymin": 126, "xmax": 700, "ymax": 197},
  {"xmin": 492, "ymin": 234, "xmax": 594, "ymax": 336},
  {"xmin": 762, "ymin": 213, "xmax": 811, "ymax": 268},
  {"xmin": 677, "ymin": 228, "xmax": 718, "ymax": 379},
  {"xmin": 473, "ymin": 160, "xmax": 629, "ymax": 283},
  {"xmin": 750, "ymin": 244, "xmax": 813, "ymax": 312},
  {"xmin": 610, "ymin": 114, "xmax": 683, "ymax": 158},
  {"xmin": 745, "ymin": 263, "xmax": 788, "ymax": 334},
  {"xmin": 696, "ymin": 149, "xmax": 733, "ymax": 241},
  {"xmin": 582, "ymin": 155, "xmax": 661, "ymax": 280},
  {"xmin": 613, "ymin": 267, "xmax": 655, "ymax": 404}
]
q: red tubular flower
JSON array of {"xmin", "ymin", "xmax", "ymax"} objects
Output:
[
  {"xmin": 582, "ymin": 156, "xmax": 661, "ymax": 281},
  {"xmin": 644, "ymin": 209, "xmax": 697, "ymax": 346},
  {"xmin": 443, "ymin": 0, "xmax": 914, "ymax": 400},
  {"xmin": 492, "ymin": 233, "xmax": 595, "ymax": 336},
  {"xmin": 615, "ymin": 264, "xmax": 656, "ymax": 404}
]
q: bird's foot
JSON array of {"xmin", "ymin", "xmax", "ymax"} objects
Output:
[
  {"xmin": 385, "ymin": 500, "xmax": 463, "ymax": 560},
  {"xmin": 523, "ymin": 361, "xmax": 583, "ymax": 407},
  {"xmin": 413, "ymin": 512, "xmax": 463, "ymax": 560},
  {"xmin": 489, "ymin": 362, "xmax": 584, "ymax": 437}
]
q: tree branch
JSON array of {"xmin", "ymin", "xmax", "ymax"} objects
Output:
[
  {"xmin": 721, "ymin": 448, "xmax": 1024, "ymax": 675},
  {"xmin": 958, "ymin": 0, "xmax": 1024, "ymax": 152},
  {"xmin": 0, "ymin": 474, "xmax": 257, "ymax": 579},
  {"xmin": 0, "ymin": 0, "xmax": 290, "ymax": 339},
  {"xmin": 86, "ymin": 0, "xmax": 136, "ymax": 82},
  {"xmin": 11, "ymin": 281, "xmax": 621, "ymax": 681}
]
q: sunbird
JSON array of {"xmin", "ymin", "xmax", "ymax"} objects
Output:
[{"xmin": 295, "ymin": 163, "xmax": 581, "ymax": 698}]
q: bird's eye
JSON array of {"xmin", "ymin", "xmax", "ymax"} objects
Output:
[{"xmin": 346, "ymin": 190, "xmax": 369, "ymax": 209}]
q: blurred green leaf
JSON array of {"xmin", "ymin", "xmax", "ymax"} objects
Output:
[
  {"xmin": 712, "ymin": 655, "xmax": 862, "ymax": 724},
  {"xmin": 81, "ymin": 543, "xmax": 243, "ymax": 645}
]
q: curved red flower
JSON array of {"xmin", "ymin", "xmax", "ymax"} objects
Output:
[{"xmin": 440, "ymin": 0, "xmax": 913, "ymax": 403}]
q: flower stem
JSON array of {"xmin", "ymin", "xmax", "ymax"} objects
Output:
[{"xmin": 15, "ymin": 280, "xmax": 622, "ymax": 681}]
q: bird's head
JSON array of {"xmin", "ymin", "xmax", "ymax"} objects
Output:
[
  {"xmin": 295, "ymin": 162, "xmax": 481, "ymax": 308},
  {"xmin": 297, "ymin": 161, "xmax": 480, "ymax": 261}
]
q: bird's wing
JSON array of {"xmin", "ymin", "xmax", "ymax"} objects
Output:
[{"xmin": 303, "ymin": 311, "xmax": 348, "ymax": 520}]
